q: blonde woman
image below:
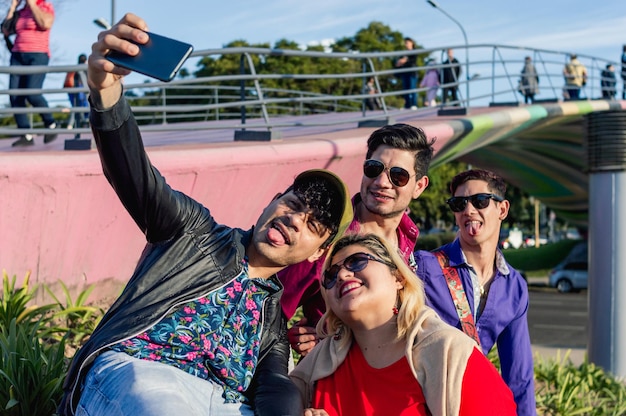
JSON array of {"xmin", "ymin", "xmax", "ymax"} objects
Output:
[{"xmin": 290, "ymin": 233, "xmax": 516, "ymax": 415}]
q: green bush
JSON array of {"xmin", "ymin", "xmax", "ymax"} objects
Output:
[
  {"xmin": 503, "ymin": 239, "xmax": 582, "ymax": 272},
  {"xmin": 414, "ymin": 231, "xmax": 456, "ymax": 251},
  {"xmin": 2, "ymin": 269, "xmax": 625, "ymax": 415},
  {"xmin": 535, "ymin": 351, "xmax": 626, "ymax": 415},
  {"xmin": 0, "ymin": 271, "xmax": 103, "ymax": 416},
  {"xmin": 0, "ymin": 319, "xmax": 67, "ymax": 416}
]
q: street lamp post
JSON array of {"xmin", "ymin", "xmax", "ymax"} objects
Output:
[
  {"xmin": 93, "ymin": 1, "xmax": 116, "ymax": 30},
  {"xmin": 426, "ymin": 0, "xmax": 470, "ymax": 109}
]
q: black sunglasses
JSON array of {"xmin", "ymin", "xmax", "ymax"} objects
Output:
[
  {"xmin": 363, "ymin": 159, "xmax": 414, "ymax": 187},
  {"xmin": 322, "ymin": 252, "xmax": 395, "ymax": 290},
  {"xmin": 446, "ymin": 193, "xmax": 504, "ymax": 213}
]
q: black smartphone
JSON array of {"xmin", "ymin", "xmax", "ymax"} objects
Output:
[{"xmin": 106, "ymin": 32, "xmax": 193, "ymax": 82}]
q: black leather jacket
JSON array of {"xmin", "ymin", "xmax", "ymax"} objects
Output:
[{"xmin": 59, "ymin": 97, "xmax": 301, "ymax": 415}]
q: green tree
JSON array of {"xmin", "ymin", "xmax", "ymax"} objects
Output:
[{"xmin": 409, "ymin": 161, "xmax": 468, "ymax": 230}]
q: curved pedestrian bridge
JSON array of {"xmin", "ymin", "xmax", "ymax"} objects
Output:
[{"xmin": 0, "ymin": 43, "xmax": 622, "ymax": 299}]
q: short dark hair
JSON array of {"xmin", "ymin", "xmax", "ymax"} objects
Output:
[
  {"xmin": 78, "ymin": 54, "xmax": 87, "ymax": 64},
  {"xmin": 450, "ymin": 169, "xmax": 507, "ymax": 198},
  {"xmin": 365, "ymin": 123, "xmax": 435, "ymax": 178},
  {"xmin": 287, "ymin": 177, "xmax": 343, "ymax": 247}
]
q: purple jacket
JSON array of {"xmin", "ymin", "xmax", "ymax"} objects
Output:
[
  {"xmin": 278, "ymin": 193, "xmax": 419, "ymax": 324},
  {"xmin": 414, "ymin": 238, "xmax": 536, "ymax": 416}
]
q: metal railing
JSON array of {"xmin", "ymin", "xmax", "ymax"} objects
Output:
[{"xmin": 0, "ymin": 44, "xmax": 619, "ymax": 140}]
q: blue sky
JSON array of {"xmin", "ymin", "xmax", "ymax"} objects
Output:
[{"xmin": 3, "ymin": 0, "xmax": 626, "ymax": 97}]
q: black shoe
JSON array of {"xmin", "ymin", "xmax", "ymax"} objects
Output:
[
  {"xmin": 44, "ymin": 122, "xmax": 58, "ymax": 144},
  {"xmin": 12, "ymin": 135, "xmax": 34, "ymax": 147}
]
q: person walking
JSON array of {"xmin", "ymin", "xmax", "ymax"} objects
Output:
[
  {"xmin": 65, "ymin": 53, "xmax": 89, "ymax": 137},
  {"xmin": 395, "ymin": 37, "xmax": 418, "ymax": 110},
  {"xmin": 3, "ymin": 0, "xmax": 58, "ymax": 147},
  {"xmin": 519, "ymin": 56, "xmax": 539, "ymax": 104},
  {"xmin": 622, "ymin": 45, "xmax": 626, "ymax": 100},
  {"xmin": 363, "ymin": 76, "xmax": 381, "ymax": 111},
  {"xmin": 442, "ymin": 48, "xmax": 461, "ymax": 106},
  {"xmin": 563, "ymin": 54, "xmax": 587, "ymax": 101},
  {"xmin": 601, "ymin": 64, "xmax": 617, "ymax": 99},
  {"xmin": 59, "ymin": 13, "xmax": 354, "ymax": 416},
  {"xmin": 414, "ymin": 169, "xmax": 536, "ymax": 415},
  {"xmin": 420, "ymin": 59, "xmax": 439, "ymax": 107}
]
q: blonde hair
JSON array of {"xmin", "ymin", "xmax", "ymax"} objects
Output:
[{"xmin": 317, "ymin": 233, "xmax": 426, "ymax": 349}]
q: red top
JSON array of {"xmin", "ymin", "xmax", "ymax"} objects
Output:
[
  {"xmin": 313, "ymin": 343, "xmax": 516, "ymax": 415},
  {"xmin": 13, "ymin": 0, "xmax": 54, "ymax": 56},
  {"xmin": 313, "ymin": 343, "xmax": 429, "ymax": 415}
]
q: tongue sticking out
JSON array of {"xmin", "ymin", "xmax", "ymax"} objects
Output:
[
  {"xmin": 466, "ymin": 221, "xmax": 481, "ymax": 236},
  {"xmin": 267, "ymin": 226, "xmax": 287, "ymax": 246}
]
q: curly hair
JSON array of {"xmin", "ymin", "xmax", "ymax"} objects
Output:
[
  {"xmin": 317, "ymin": 233, "xmax": 426, "ymax": 349},
  {"xmin": 288, "ymin": 176, "xmax": 342, "ymax": 247},
  {"xmin": 365, "ymin": 123, "xmax": 435, "ymax": 178}
]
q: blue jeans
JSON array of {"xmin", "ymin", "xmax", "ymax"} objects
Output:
[
  {"xmin": 76, "ymin": 351, "xmax": 254, "ymax": 416},
  {"xmin": 9, "ymin": 52, "xmax": 55, "ymax": 129},
  {"xmin": 68, "ymin": 92, "xmax": 88, "ymax": 127},
  {"xmin": 401, "ymin": 73, "xmax": 417, "ymax": 108}
]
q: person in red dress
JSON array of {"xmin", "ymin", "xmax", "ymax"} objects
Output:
[{"xmin": 290, "ymin": 233, "xmax": 516, "ymax": 416}]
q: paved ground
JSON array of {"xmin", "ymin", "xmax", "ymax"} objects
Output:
[{"xmin": 527, "ymin": 275, "xmax": 587, "ymax": 366}]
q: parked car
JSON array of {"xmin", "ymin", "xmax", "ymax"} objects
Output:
[{"xmin": 548, "ymin": 242, "xmax": 588, "ymax": 293}]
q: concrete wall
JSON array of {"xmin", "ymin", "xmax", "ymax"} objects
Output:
[{"xmin": 0, "ymin": 135, "xmax": 370, "ymax": 303}]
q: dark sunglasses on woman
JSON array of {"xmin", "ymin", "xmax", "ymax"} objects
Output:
[
  {"xmin": 322, "ymin": 252, "xmax": 396, "ymax": 289},
  {"xmin": 446, "ymin": 193, "xmax": 504, "ymax": 213},
  {"xmin": 363, "ymin": 159, "xmax": 415, "ymax": 187}
]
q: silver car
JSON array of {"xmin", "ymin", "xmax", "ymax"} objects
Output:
[{"xmin": 548, "ymin": 242, "xmax": 588, "ymax": 293}]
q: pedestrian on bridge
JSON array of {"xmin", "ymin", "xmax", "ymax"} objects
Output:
[
  {"xmin": 414, "ymin": 169, "xmax": 537, "ymax": 416},
  {"xmin": 563, "ymin": 54, "xmax": 587, "ymax": 101},
  {"xmin": 519, "ymin": 56, "xmax": 539, "ymax": 104},
  {"xmin": 442, "ymin": 48, "xmax": 461, "ymax": 106},
  {"xmin": 3, "ymin": 0, "xmax": 58, "ymax": 147},
  {"xmin": 622, "ymin": 45, "xmax": 626, "ymax": 100},
  {"xmin": 601, "ymin": 64, "xmax": 617, "ymax": 99},
  {"xmin": 59, "ymin": 13, "xmax": 354, "ymax": 416},
  {"xmin": 395, "ymin": 37, "xmax": 418, "ymax": 110}
]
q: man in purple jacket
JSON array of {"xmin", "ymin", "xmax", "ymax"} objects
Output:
[
  {"xmin": 415, "ymin": 169, "xmax": 536, "ymax": 415},
  {"xmin": 281, "ymin": 123, "xmax": 435, "ymax": 356}
]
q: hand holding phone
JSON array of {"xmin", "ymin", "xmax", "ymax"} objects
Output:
[{"xmin": 106, "ymin": 32, "xmax": 193, "ymax": 82}]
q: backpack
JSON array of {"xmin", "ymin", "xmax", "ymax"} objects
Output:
[{"xmin": 64, "ymin": 72, "xmax": 75, "ymax": 88}]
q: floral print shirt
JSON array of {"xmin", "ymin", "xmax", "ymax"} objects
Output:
[{"xmin": 111, "ymin": 259, "xmax": 279, "ymax": 403}]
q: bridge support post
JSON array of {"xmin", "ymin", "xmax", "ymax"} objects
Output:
[{"xmin": 585, "ymin": 110, "xmax": 626, "ymax": 379}]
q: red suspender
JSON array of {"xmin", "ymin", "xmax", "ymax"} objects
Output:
[{"xmin": 433, "ymin": 250, "xmax": 481, "ymax": 346}]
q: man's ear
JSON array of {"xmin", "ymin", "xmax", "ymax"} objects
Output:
[
  {"xmin": 307, "ymin": 246, "xmax": 328, "ymax": 263},
  {"xmin": 412, "ymin": 175, "xmax": 429, "ymax": 199},
  {"xmin": 499, "ymin": 199, "xmax": 510, "ymax": 221}
]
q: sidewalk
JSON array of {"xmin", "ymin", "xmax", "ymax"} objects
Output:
[
  {"xmin": 527, "ymin": 275, "xmax": 587, "ymax": 366},
  {"xmin": 532, "ymin": 345, "xmax": 586, "ymax": 366}
]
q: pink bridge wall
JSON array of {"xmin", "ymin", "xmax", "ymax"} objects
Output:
[
  {"xmin": 1, "ymin": 121, "xmax": 454, "ymax": 303},
  {"xmin": 1, "ymin": 136, "xmax": 369, "ymax": 302}
]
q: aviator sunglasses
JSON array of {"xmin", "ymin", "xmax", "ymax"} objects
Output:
[
  {"xmin": 363, "ymin": 159, "xmax": 414, "ymax": 187},
  {"xmin": 322, "ymin": 252, "xmax": 396, "ymax": 289},
  {"xmin": 446, "ymin": 193, "xmax": 504, "ymax": 213}
]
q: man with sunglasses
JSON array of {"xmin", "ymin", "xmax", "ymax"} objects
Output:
[
  {"xmin": 59, "ymin": 14, "xmax": 354, "ymax": 416},
  {"xmin": 279, "ymin": 123, "xmax": 435, "ymax": 357},
  {"xmin": 414, "ymin": 169, "xmax": 536, "ymax": 416}
]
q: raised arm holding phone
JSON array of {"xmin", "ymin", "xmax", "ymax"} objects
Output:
[{"xmin": 59, "ymin": 14, "xmax": 353, "ymax": 416}]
